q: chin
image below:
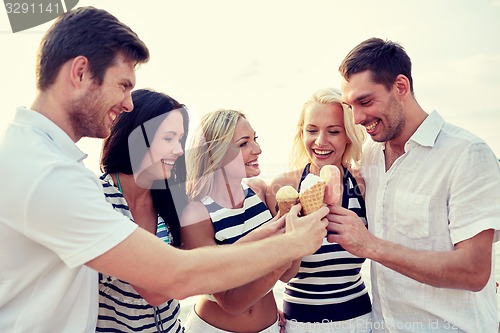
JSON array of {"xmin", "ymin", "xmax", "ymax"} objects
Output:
[{"xmin": 246, "ymin": 169, "xmax": 261, "ymax": 178}]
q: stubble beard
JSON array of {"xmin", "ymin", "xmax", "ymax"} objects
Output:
[
  {"xmin": 375, "ymin": 94, "xmax": 405, "ymax": 143},
  {"xmin": 68, "ymin": 88, "xmax": 109, "ymax": 140}
]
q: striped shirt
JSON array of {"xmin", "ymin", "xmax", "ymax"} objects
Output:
[
  {"xmin": 201, "ymin": 182, "xmax": 272, "ymax": 245},
  {"xmin": 97, "ymin": 173, "xmax": 183, "ymax": 333},
  {"xmin": 283, "ymin": 164, "xmax": 372, "ymax": 322}
]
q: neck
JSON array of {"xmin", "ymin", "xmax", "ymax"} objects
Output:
[
  {"xmin": 309, "ymin": 162, "xmax": 343, "ymax": 176},
  {"xmin": 113, "ymin": 172, "xmax": 152, "ymax": 203},
  {"xmin": 210, "ymin": 168, "xmax": 245, "ymax": 208},
  {"xmin": 389, "ymin": 99, "xmax": 428, "ymax": 152},
  {"xmin": 32, "ymin": 87, "xmax": 81, "ymax": 142}
]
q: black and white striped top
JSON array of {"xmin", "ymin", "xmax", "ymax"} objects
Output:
[
  {"xmin": 201, "ymin": 182, "xmax": 272, "ymax": 245},
  {"xmin": 97, "ymin": 173, "xmax": 183, "ymax": 333},
  {"xmin": 283, "ymin": 164, "xmax": 372, "ymax": 323}
]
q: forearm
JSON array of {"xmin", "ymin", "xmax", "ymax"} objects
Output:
[
  {"xmin": 214, "ymin": 266, "xmax": 286, "ymax": 314},
  {"xmin": 166, "ymin": 235, "xmax": 304, "ymax": 299},
  {"xmin": 368, "ymin": 232, "xmax": 492, "ymax": 291},
  {"xmin": 280, "ymin": 258, "xmax": 301, "ymax": 282}
]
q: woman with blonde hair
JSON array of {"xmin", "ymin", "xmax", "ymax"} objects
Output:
[
  {"xmin": 180, "ymin": 109, "xmax": 289, "ymax": 333},
  {"xmin": 266, "ymin": 87, "xmax": 372, "ymax": 332}
]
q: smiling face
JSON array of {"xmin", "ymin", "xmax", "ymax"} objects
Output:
[
  {"xmin": 222, "ymin": 117, "xmax": 262, "ymax": 179},
  {"xmin": 302, "ymin": 102, "xmax": 349, "ymax": 174},
  {"xmin": 137, "ymin": 109, "xmax": 185, "ymax": 182},
  {"xmin": 68, "ymin": 55, "xmax": 136, "ymax": 139},
  {"xmin": 341, "ymin": 70, "xmax": 405, "ymax": 143}
]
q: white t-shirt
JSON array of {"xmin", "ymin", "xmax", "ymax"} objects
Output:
[
  {"xmin": 0, "ymin": 107, "xmax": 138, "ymax": 332},
  {"xmin": 362, "ymin": 111, "xmax": 500, "ymax": 332}
]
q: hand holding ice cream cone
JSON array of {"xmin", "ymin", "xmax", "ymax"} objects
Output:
[{"xmin": 320, "ymin": 165, "xmax": 342, "ymax": 205}]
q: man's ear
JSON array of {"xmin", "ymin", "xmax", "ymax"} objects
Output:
[
  {"xmin": 394, "ymin": 74, "xmax": 410, "ymax": 100},
  {"xmin": 69, "ymin": 56, "xmax": 90, "ymax": 88}
]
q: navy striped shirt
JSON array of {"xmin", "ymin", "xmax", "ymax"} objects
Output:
[
  {"xmin": 201, "ymin": 182, "xmax": 272, "ymax": 245},
  {"xmin": 283, "ymin": 165, "xmax": 371, "ymax": 322},
  {"xmin": 97, "ymin": 173, "xmax": 183, "ymax": 333}
]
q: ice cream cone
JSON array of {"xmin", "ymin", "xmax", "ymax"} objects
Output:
[
  {"xmin": 299, "ymin": 181, "xmax": 326, "ymax": 215},
  {"xmin": 275, "ymin": 185, "xmax": 299, "ymax": 214},
  {"xmin": 277, "ymin": 199, "xmax": 298, "ymax": 214}
]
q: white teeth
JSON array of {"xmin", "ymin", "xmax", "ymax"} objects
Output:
[
  {"xmin": 246, "ymin": 161, "xmax": 258, "ymax": 166},
  {"xmin": 366, "ymin": 120, "xmax": 379, "ymax": 131},
  {"xmin": 313, "ymin": 150, "xmax": 333, "ymax": 155},
  {"xmin": 109, "ymin": 113, "xmax": 117, "ymax": 121},
  {"xmin": 162, "ymin": 159, "xmax": 175, "ymax": 166}
]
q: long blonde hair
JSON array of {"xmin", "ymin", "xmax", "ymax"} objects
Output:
[
  {"xmin": 186, "ymin": 109, "xmax": 246, "ymax": 200},
  {"xmin": 289, "ymin": 87, "xmax": 365, "ymax": 170}
]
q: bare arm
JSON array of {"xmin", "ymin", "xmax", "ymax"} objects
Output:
[
  {"xmin": 180, "ymin": 200, "xmax": 290, "ymax": 315},
  {"xmin": 327, "ymin": 205, "xmax": 493, "ymax": 291},
  {"xmin": 87, "ymin": 202, "xmax": 328, "ymax": 302}
]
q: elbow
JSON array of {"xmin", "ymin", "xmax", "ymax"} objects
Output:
[
  {"xmin": 144, "ymin": 295, "xmax": 170, "ymax": 307},
  {"xmin": 467, "ymin": 273, "xmax": 490, "ymax": 292},
  {"xmin": 218, "ymin": 303, "xmax": 252, "ymax": 316},
  {"xmin": 463, "ymin": 266, "xmax": 491, "ymax": 292}
]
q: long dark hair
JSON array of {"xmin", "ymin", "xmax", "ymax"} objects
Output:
[{"xmin": 101, "ymin": 88, "xmax": 188, "ymax": 247}]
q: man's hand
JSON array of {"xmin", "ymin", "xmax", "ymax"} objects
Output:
[
  {"xmin": 326, "ymin": 205, "xmax": 376, "ymax": 258},
  {"xmin": 238, "ymin": 213, "xmax": 286, "ymax": 243},
  {"xmin": 285, "ymin": 203, "xmax": 329, "ymax": 256}
]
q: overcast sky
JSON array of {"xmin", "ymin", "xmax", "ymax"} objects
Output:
[{"xmin": 1, "ymin": 0, "xmax": 499, "ymax": 178}]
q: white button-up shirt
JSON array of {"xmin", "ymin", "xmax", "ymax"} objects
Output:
[{"xmin": 362, "ymin": 111, "xmax": 500, "ymax": 332}]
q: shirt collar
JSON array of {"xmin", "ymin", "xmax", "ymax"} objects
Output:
[
  {"xmin": 405, "ymin": 111, "xmax": 444, "ymax": 151},
  {"xmin": 15, "ymin": 106, "xmax": 88, "ymax": 163}
]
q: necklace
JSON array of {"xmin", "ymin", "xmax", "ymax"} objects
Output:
[{"xmin": 115, "ymin": 172, "xmax": 123, "ymax": 193}]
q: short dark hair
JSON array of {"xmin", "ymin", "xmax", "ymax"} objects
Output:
[
  {"xmin": 36, "ymin": 6, "xmax": 149, "ymax": 90},
  {"xmin": 101, "ymin": 89, "xmax": 189, "ymax": 247},
  {"xmin": 339, "ymin": 37, "xmax": 414, "ymax": 94}
]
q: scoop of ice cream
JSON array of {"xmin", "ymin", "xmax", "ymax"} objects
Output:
[
  {"xmin": 275, "ymin": 185, "xmax": 299, "ymax": 214},
  {"xmin": 299, "ymin": 173, "xmax": 324, "ymax": 193},
  {"xmin": 320, "ymin": 165, "xmax": 342, "ymax": 205},
  {"xmin": 276, "ymin": 185, "xmax": 299, "ymax": 200}
]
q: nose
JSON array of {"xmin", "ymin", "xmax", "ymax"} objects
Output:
[
  {"xmin": 315, "ymin": 131, "xmax": 328, "ymax": 146},
  {"xmin": 122, "ymin": 92, "xmax": 134, "ymax": 113},
  {"xmin": 173, "ymin": 141, "xmax": 184, "ymax": 156},
  {"xmin": 251, "ymin": 141, "xmax": 262, "ymax": 155},
  {"xmin": 350, "ymin": 107, "xmax": 365, "ymax": 125}
]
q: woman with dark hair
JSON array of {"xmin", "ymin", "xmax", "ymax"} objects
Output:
[{"xmin": 97, "ymin": 88, "xmax": 189, "ymax": 332}]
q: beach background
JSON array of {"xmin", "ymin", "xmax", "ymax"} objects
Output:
[{"xmin": 1, "ymin": 0, "xmax": 499, "ymax": 328}]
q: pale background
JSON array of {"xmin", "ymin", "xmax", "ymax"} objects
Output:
[{"xmin": 1, "ymin": 0, "xmax": 500, "ymax": 323}]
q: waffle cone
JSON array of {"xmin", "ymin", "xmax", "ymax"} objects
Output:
[
  {"xmin": 277, "ymin": 198, "xmax": 298, "ymax": 214},
  {"xmin": 299, "ymin": 181, "xmax": 326, "ymax": 215}
]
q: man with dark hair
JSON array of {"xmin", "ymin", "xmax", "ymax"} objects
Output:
[
  {"xmin": 0, "ymin": 7, "xmax": 329, "ymax": 332},
  {"xmin": 328, "ymin": 37, "xmax": 500, "ymax": 332}
]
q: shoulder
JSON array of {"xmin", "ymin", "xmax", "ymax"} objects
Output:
[
  {"xmin": 269, "ymin": 170, "xmax": 301, "ymax": 190},
  {"xmin": 244, "ymin": 177, "xmax": 268, "ymax": 204},
  {"xmin": 245, "ymin": 177, "xmax": 267, "ymax": 193},
  {"xmin": 180, "ymin": 200, "xmax": 210, "ymax": 228}
]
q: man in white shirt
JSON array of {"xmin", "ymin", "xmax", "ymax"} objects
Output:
[
  {"xmin": 0, "ymin": 7, "xmax": 329, "ymax": 333},
  {"xmin": 327, "ymin": 37, "xmax": 500, "ymax": 332}
]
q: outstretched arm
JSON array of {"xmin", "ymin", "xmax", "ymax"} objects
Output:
[
  {"xmin": 327, "ymin": 205, "xmax": 493, "ymax": 291},
  {"xmin": 180, "ymin": 200, "xmax": 290, "ymax": 315},
  {"xmin": 87, "ymin": 203, "xmax": 328, "ymax": 302}
]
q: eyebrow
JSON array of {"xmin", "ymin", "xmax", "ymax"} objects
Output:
[
  {"xmin": 160, "ymin": 130, "xmax": 181, "ymax": 135},
  {"xmin": 305, "ymin": 124, "xmax": 343, "ymax": 128},
  {"xmin": 122, "ymin": 79, "xmax": 134, "ymax": 89},
  {"xmin": 235, "ymin": 132, "xmax": 255, "ymax": 143},
  {"xmin": 354, "ymin": 93, "xmax": 371, "ymax": 102}
]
